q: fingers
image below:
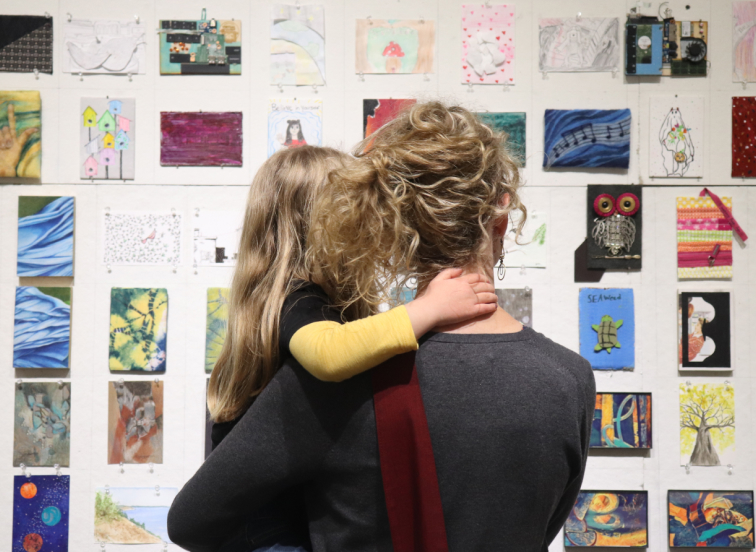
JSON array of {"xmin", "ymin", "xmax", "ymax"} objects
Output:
[
  {"xmin": 457, "ymin": 272, "xmax": 491, "ymax": 285},
  {"xmin": 476, "ymin": 302, "xmax": 499, "ymax": 315},
  {"xmin": 0, "ymin": 126, "xmax": 11, "ymax": 148},
  {"xmin": 432, "ymin": 267, "xmax": 464, "ymax": 281},
  {"xmin": 7, "ymin": 103, "xmax": 16, "ymax": 140},
  {"xmin": 16, "ymin": 127, "xmax": 38, "ymax": 149},
  {"xmin": 470, "ymin": 282, "xmax": 495, "ymax": 295},
  {"xmin": 474, "ymin": 292, "xmax": 499, "ymax": 305}
]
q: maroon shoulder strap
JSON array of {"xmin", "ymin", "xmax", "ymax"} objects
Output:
[{"xmin": 372, "ymin": 351, "xmax": 449, "ymax": 552}]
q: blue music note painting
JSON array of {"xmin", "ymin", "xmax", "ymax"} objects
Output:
[{"xmin": 543, "ymin": 109, "xmax": 631, "ymax": 169}]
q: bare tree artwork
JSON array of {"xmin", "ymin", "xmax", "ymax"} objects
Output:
[{"xmin": 679, "ymin": 384, "xmax": 735, "ymax": 466}]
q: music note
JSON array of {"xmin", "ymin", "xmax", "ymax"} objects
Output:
[
  {"xmin": 580, "ymin": 123, "xmax": 597, "ymax": 144},
  {"xmin": 606, "ymin": 126, "xmax": 612, "ymax": 139},
  {"xmin": 561, "ymin": 130, "xmax": 579, "ymax": 147},
  {"xmin": 553, "ymin": 144, "xmax": 563, "ymax": 158}
]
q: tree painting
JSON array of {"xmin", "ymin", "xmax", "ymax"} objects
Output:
[{"xmin": 680, "ymin": 383, "xmax": 735, "ymax": 467}]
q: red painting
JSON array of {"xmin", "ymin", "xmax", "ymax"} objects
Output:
[
  {"xmin": 732, "ymin": 96, "xmax": 756, "ymax": 177},
  {"xmin": 363, "ymin": 99, "xmax": 417, "ymax": 138}
]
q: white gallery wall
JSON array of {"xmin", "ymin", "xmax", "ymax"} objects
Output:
[{"xmin": 0, "ymin": 0, "xmax": 755, "ymax": 550}]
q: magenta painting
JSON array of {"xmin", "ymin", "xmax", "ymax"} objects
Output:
[{"xmin": 160, "ymin": 112, "xmax": 243, "ymax": 167}]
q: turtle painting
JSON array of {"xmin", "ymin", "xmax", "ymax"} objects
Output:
[{"xmin": 592, "ymin": 315, "xmax": 623, "ymax": 353}]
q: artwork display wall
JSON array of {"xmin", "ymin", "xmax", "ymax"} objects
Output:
[{"xmin": 2, "ymin": 1, "xmax": 756, "ymax": 551}]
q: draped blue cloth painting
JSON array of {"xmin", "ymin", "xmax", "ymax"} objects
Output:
[
  {"xmin": 543, "ymin": 109, "xmax": 631, "ymax": 169},
  {"xmin": 17, "ymin": 196, "xmax": 74, "ymax": 277},
  {"xmin": 14, "ymin": 287, "xmax": 71, "ymax": 369}
]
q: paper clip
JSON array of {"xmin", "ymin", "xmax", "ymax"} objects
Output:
[
  {"xmin": 107, "ymin": 264, "xmax": 112, "ymax": 274},
  {"xmin": 54, "ymin": 464, "xmax": 61, "ymax": 476},
  {"xmin": 612, "ymin": 67, "xmax": 619, "ymax": 78},
  {"xmin": 172, "ymin": 264, "xmax": 178, "ymax": 274},
  {"xmin": 503, "ymin": 83, "xmax": 511, "ymax": 92},
  {"xmin": 541, "ymin": 70, "xmax": 548, "ymax": 80},
  {"xmin": 154, "ymin": 378, "xmax": 160, "ymax": 385},
  {"xmin": 728, "ymin": 464, "xmax": 734, "ymax": 475},
  {"xmin": 20, "ymin": 463, "xmax": 30, "ymax": 478},
  {"xmin": 155, "ymin": 485, "xmax": 161, "ymax": 496},
  {"xmin": 312, "ymin": 84, "xmax": 319, "ymax": 93},
  {"xmin": 576, "ymin": 12, "xmax": 582, "ymax": 21},
  {"xmin": 149, "ymin": 462, "xmax": 154, "ymax": 474},
  {"xmin": 194, "ymin": 208, "xmax": 200, "ymax": 217},
  {"xmin": 358, "ymin": 72, "xmax": 365, "ymax": 82},
  {"xmin": 135, "ymin": 15, "xmax": 140, "ymax": 24},
  {"xmin": 277, "ymin": 82, "xmax": 284, "ymax": 93},
  {"xmin": 524, "ymin": 286, "xmax": 531, "ymax": 296},
  {"xmin": 119, "ymin": 461, "xmax": 125, "ymax": 473},
  {"xmin": 420, "ymin": 15, "xmax": 425, "ymax": 24},
  {"xmin": 423, "ymin": 73, "xmax": 430, "ymax": 82},
  {"xmin": 128, "ymin": 73, "xmax": 133, "ymax": 82},
  {"xmin": 367, "ymin": 16, "xmax": 373, "ymax": 25},
  {"xmin": 686, "ymin": 380, "xmax": 691, "ymax": 388},
  {"xmin": 33, "ymin": 68, "xmax": 39, "ymax": 79},
  {"xmin": 44, "ymin": 12, "xmax": 51, "ymax": 18},
  {"xmin": 467, "ymin": 83, "xmax": 474, "ymax": 93},
  {"xmin": 17, "ymin": 379, "xmax": 23, "ymax": 389},
  {"xmin": 742, "ymin": 80, "xmax": 748, "ymax": 90},
  {"xmin": 105, "ymin": 485, "xmax": 110, "ymax": 495},
  {"xmin": 95, "ymin": 35, "xmax": 101, "ymax": 44},
  {"xmin": 724, "ymin": 380, "xmax": 731, "ymax": 389},
  {"xmin": 520, "ymin": 264, "xmax": 526, "ymax": 276},
  {"xmin": 171, "ymin": 208, "xmax": 176, "ymax": 217},
  {"xmin": 193, "ymin": 263, "xmax": 198, "ymax": 275},
  {"xmin": 58, "ymin": 380, "xmax": 64, "ymax": 388},
  {"xmin": 67, "ymin": 13, "xmax": 72, "ymax": 22},
  {"xmin": 101, "ymin": 543, "xmax": 106, "ymax": 550},
  {"xmin": 685, "ymin": 462, "xmax": 691, "ymax": 474},
  {"xmin": 79, "ymin": 72, "xmax": 84, "ymax": 81}
]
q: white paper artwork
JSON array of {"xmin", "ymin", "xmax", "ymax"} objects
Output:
[
  {"xmin": 63, "ymin": 19, "xmax": 146, "ymax": 75},
  {"xmin": 538, "ymin": 18, "xmax": 619, "ymax": 72},
  {"xmin": 504, "ymin": 211, "xmax": 548, "ymax": 268},
  {"xmin": 649, "ymin": 96, "xmax": 704, "ymax": 178},
  {"xmin": 193, "ymin": 210, "xmax": 243, "ymax": 267},
  {"xmin": 103, "ymin": 211, "xmax": 182, "ymax": 266}
]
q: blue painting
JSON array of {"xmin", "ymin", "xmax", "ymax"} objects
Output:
[
  {"xmin": 543, "ymin": 109, "xmax": 631, "ymax": 169},
  {"xmin": 17, "ymin": 197, "xmax": 74, "ymax": 277},
  {"xmin": 13, "ymin": 475, "xmax": 70, "ymax": 552},
  {"xmin": 14, "ymin": 287, "xmax": 72, "ymax": 369},
  {"xmin": 579, "ymin": 288, "xmax": 635, "ymax": 371},
  {"xmin": 669, "ymin": 491, "xmax": 754, "ymax": 547},
  {"xmin": 565, "ymin": 491, "xmax": 648, "ymax": 547},
  {"xmin": 591, "ymin": 393, "xmax": 652, "ymax": 448},
  {"xmin": 477, "ymin": 112, "xmax": 527, "ymax": 166}
]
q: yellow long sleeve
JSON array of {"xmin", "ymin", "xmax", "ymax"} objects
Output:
[{"xmin": 288, "ymin": 305, "xmax": 418, "ymax": 382}]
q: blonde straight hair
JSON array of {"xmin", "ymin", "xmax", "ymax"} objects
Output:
[{"xmin": 208, "ymin": 146, "xmax": 349, "ymax": 423}]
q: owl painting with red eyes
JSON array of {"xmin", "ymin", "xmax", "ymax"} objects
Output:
[{"xmin": 586, "ymin": 185, "xmax": 643, "ymax": 270}]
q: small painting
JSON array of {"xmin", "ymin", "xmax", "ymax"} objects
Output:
[
  {"xmin": 80, "ymin": 98, "xmax": 135, "ymax": 180},
  {"xmin": 64, "ymin": 18, "xmax": 146, "ymax": 75},
  {"xmin": 13, "ymin": 475, "xmax": 69, "ymax": 552},
  {"xmin": 539, "ymin": 18, "xmax": 619, "ymax": 72},
  {"xmin": 669, "ymin": 490, "xmax": 754, "ymax": 547},
  {"xmin": 679, "ymin": 292, "xmax": 732, "ymax": 371},
  {"xmin": 205, "ymin": 288, "xmax": 229, "ymax": 373},
  {"xmin": 590, "ymin": 393, "xmax": 651, "ymax": 449},
  {"xmin": 95, "ymin": 486, "xmax": 177, "ymax": 544},
  {"xmin": 543, "ymin": 109, "xmax": 631, "ymax": 169},
  {"xmin": 356, "ymin": 19, "xmax": 434, "ymax": 74},
  {"xmin": 461, "ymin": 4, "xmax": 516, "ymax": 85},
  {"xmin": 271, "ymin": 4, "xmax": 325, "ymax": 86},
  {"xmin": 677, "ymin": 195, "xmax": 733, "ymax": 279},
  {"xmin": 14, "ymin": 382, "xmax": 71, "ymax": 467},
  {"xmin": 102, "ymin": 211, "xmax": 182, "ymax": 266},
  {"xmin": 732, "ymin": 97, "xmax": 756, "ymax": 178},
  {"xmin": 0, "ymin": 16, "xmax": 53, "ymax": 74},
  {"xmin": 108, "ymin": 381, "xmax": 163, "ymax": 464},
  {"xmin": 587, "ymin": 185, "xmax": 642, "ymax": 271},
  {"xmin": 495, "ymin": 289, "xmax": 532, "ymax": 327},
  {"xmin": 734, "ymin": 2, "xmax": 756, "ymax": 83},
  {"xmin": 267, "ymin": 98, "xmax": 322, "ymax": 158},
  {"xmin": 650, "ymin": 96, "xmax": 704, "ymax": 178},
  {"xmin": 109, "ymin": 288, "xmax": 168, "ymax": 372},
  {"xmin": 504, "ymin": 210, "xmax": 547, "ymax": 268},
  {"xmin": 564, "ymin": 491, "xmax": 648, "ymax": 547},
  {"xmin": 0, "ymin": 91, "xmax": 41, "ymax": 179},
  {"xmin": 579, "ymin": 288, "xmax": 635, "ymax": 371},
  {"xmin": 680, "ymin": 383, "xmax": 735, "ymax": 467},
  {"xmin": 363, "ymin": 99, "xmax": 416, "ymax": 138},
  {"xmin": 14, "ymin": 287, "xmax": 71, "ymax": 369},
  {"xmin": 159, "ymin": 16, "xmax": 241, "ymax": 75},
  {"xmin": 17, "ymin": 196, "xmax": 74, "ymax": 277},
  {"xmin": 477, "ymin": 112, "xmax": 526, "ymax": 165},
  {"xmin": 160, "ymin": 111, "xmax": 243, "ymax": 166},
  {"xmin": 193, "ymin": 210, "xmax": 242, "ymax": 266}
]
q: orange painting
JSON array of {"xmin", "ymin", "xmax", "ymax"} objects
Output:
[{"xmin": 107, "ymin": 381, "xmax": 163, "ymax": 464}]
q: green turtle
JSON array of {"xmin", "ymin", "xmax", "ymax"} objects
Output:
[{"xmin": 592, "ymin": 315, "xmax": 623, "ymax": 353}]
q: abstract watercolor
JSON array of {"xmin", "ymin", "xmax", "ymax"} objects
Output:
[
  {"xmin": 677, "ymin": 195, "xmax": 733, "ymax": 279},
  {"xmin": 477, "ymin": 112, "xmax": 526, "ymax": 165},
  {"xmin": 650, "ymin": 96, "xmax": 704, "ymax": 178},
  {"xmin": 461, "ymin": 4, "xmax": 515, "ymax": 85},
  {"xmin": 14, "ymin": 382, "xmax": 71, "ymax": 467},
  {"xmin": 108, "ymin": 381, "xmax": 163, "ymax": 464},
  {"xmin": 733, "ymin": 2, "xmax": 756, "ymax": 83},
  {"xmin": 503, "ymin": 210, "xmax": 547, "ymax": 268},
  {"xmin": 669, "ymin": 490, "xmax": 753, "ymax": 547},
  {"xmin": 95, "ymin": 486, "xmax": 177, "ymax": 543},
  {"xmin": 160, "ymin": 112, "xmax": 242, "ymax": 166},
  {"xmin": 205, "ymin": 288, "xmax": 229, "ymax": 373},
  {"xmin": 159, "ymin": 16, "xmax": 241, "ymax": 75},
  {"xmin": 13, "ymin": 475, "xmax": 70, "ymax": 552},
  {"xmin": 109, "ymin": 288, "xmax": 168, "ymax": 372},
  {"xmin": 17, "ymin": 196, "xmax": 74, "ymax": 277},
  {"xmin": 680, "ymin": 383, "xmax": 735, "ymax": 467},
  {"xmin": 732, "ymin": 97, "xmax": 756, "ymax": 177},
  {"xmin": 64, "ymin": 18, "xmax": 146, "ymax": 75},
  {"xmin": 579, "ymin": 288, "xmax": 635, "ymax": 371},
  {"xmin": 14, "ymin": 287, "xmax": 71, "ymax": 369},
  {"xmin": 679, "ymin": 292, "xmax": 732, "ymax": 371},
  {"xmin": 102, "ymin": 211, "xmax": 182, "ymax": 266},
  {"xmin": 495, "ymin": 289, "xmax": 532, "ymax": 327},
  {"xmin": 0, "ymin": 16, "xmax": 53, "ymax": 74},
  {"xmin": 539, "ymin": 18, "xmax": 619, "ymax": 72},
  {"xmin": 267, "ymin": 98, "xmax": 322, "ymax": 157},
  {"xmin": 193, "ymin": 210, "xmax": 242, "ymax": 266},
  {"xmin": 590, "ymin": 393, "xmax": 651, "ymax": 449},
  {"xmin": 544, "ymin": 109, "xmax": 631, "ymax": 169},
  {"xmin": 356, "ymin": 19, "xmax": 435, "ymax": 74},
  {"xmin": 363, "ymin": 99, "xmax": 416, "ymax": 138},
  {"xmin": 271, "ymin": 4, "xmax": 325, "ymax": 85},
  {"xmin": 564, "ymin": 491, "xmax": 648, "ymax": 547},
  {"xmin": 0, "ymin": 91, "xmax": 41, "ymax": 178},
  {"xmin": 81, "ymin": 98, "xmax": 135, "ymax": 180}
]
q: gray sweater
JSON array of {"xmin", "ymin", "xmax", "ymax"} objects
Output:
[{"xmin": 168, "ymin": 327, "xmax": 596, "ymax": 552}]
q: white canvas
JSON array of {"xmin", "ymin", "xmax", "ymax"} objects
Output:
[
  {"xmin": 649, "ymin": 96, "xmax": 704, "ymax": 178},
  {"xmin": 192, "ymin": 210, "xmax": 243, "ymax": 267},
  {"xmin": 64, "ymin": 19, "xmax": 146, "ymax": 75},
  {"xmin": 504, "ymin": 211, "xmax": 547, "ymax": 268},
  {"xmin": 102, "ymin": 211, "xmax": 182, "ymax": 266}
]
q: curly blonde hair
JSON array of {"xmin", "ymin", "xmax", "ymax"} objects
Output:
[{"xmin": 308, "ymin": 100, "xmax": 526, "ymax": 314}]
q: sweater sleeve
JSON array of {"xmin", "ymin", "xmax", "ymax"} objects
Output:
[{"xmin": 289, "ymin": 305, "xmax": 418, "ymax": 382}]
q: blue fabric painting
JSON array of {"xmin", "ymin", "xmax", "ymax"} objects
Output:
[
  {"xmin": 17, "ymin": 196, "xmax": 74, "ymax": 277},
  {"xmin": 13, "ymin": 475, "xmax": 70, "ymax": 552},
  {"xmin": 14, "ymin": 287, "xmax": 71, "ymax": 369},
  {"xmin": 579, "ymin": 288, "xmax": 635, "ymax": 371},
  {"xmin": 543, "ymin": 109, "xmax": 631, "ymax": 169}
]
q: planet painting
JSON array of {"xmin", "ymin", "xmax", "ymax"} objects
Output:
[
  {"xmin": 22, "ymin": 534, "xmax": 42, "ymax": 552},
  {"xmin": 13, "ymin": 475, "xmax": 69, "ymax": 552},
  {"xmin": 42, "ymin": 506, "xmax": 62, "ymax": 526},
  {"xmin": 20, "ymin": 482, "xmax": 37, "ymax": 499}
]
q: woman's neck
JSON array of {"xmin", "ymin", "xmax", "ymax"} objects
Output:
[{"xmin": 434, "ymin": 306, "xmax": 523, "ymax": 335}]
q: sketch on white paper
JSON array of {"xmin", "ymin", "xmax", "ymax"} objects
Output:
[
  {"xmin": 649, "ymin": 96, "xmax": 704, "ymax": 178},
  {"xmin": 193, "ymin": 210, "xmax": 243, "ymax": 267},
  {"xmin": 271, "ymin": 4, "xmax": 325, "ymax": 86},
  {"xmin": 103, "ymin": 211, "xmax": 182, "ymax": 266},
  {"xmin": 733, "ymin": 2, "xmax": 756, "ymax": 83},
  {"xmin": 64, "ymin": 19, "xmax": 146, "ymax": 75},
  {"xmin": 539, "ymin": 17, "xmax": 619, "ymax": 72},
  {"xmin": 504, "ymin": 211, "xmax": 547, "ymax": 268}
]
